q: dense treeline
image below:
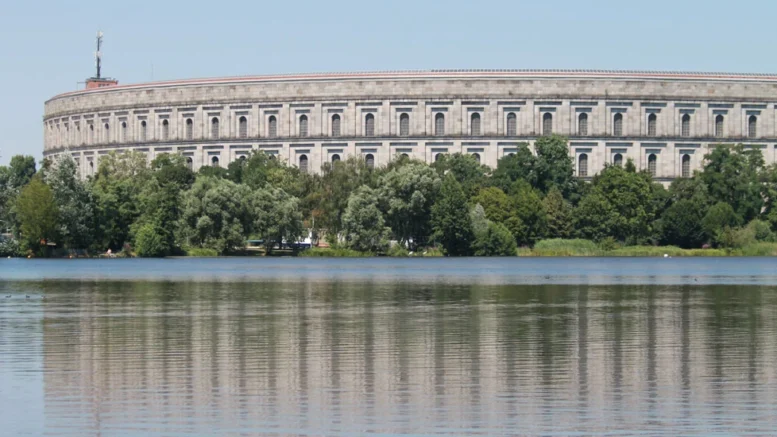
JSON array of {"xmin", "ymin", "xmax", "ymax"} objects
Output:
[{"xmin": 2, "ymin": 135, "xmax": 777, "ymax": 257}]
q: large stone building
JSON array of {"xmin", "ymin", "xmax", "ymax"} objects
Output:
[{"xmin": 43, "ymin": 70, "xmax": 777, "ymax": 180}]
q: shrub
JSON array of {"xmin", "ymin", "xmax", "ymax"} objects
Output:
[
  {"xmin": 0, "ymin": 237, "xmax": 22, "ymax": 257},
  {"xmin": 386, "ymin": 244, "xmax": 410, "ymax": 257},
  {"xmin": 134, "ymin": 224, "xmax": 168, "ymax": 257},
  {"xmin": 472, "ymin": 222, "xmax": 518, "ymax": 256}
]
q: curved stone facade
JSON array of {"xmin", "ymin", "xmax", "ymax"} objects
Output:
[{"xmin": 43, "ymin": 70, "xmax": 777, "ymax": 179}]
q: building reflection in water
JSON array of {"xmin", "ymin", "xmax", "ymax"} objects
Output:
[{"xmin": 35, "ymin": 280, "xmax": 777, "ymax": 435}]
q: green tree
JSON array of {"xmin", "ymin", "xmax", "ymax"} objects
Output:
[
  {"xmin": 509, "ymin": 180, "xmax": 547, "ymax": 246},
  {"xmin": 179, "ymin": 177, "xmax": 252, "ymax": 254},
  {"xmin": 471, "ymin": 187, "xmax": 520, "ymax": 232},
  {"xmin": 573, "ymin": 192, "xmax": 618, "ymax": 241},
  {"xmin": 431, "ymin": 174, "xmax": 474, "ymax": 256},
  {"xmin": 341, "ymin": 186, "xmax": 390, "ymax": 253},
  {"xmin": 542, "ymin": 187, "xmax": 572, "ymax": 239},
  {"xmin": 759, "ymin": 164, "xmax": 777, "ymax": 230},
  {"xmin": 16, "ymin": 178, "xmax": 59, "ymax": 253},
  {"xmin": 45, "ymin": 155, "xmax": 96, "ymax": 249},
  {"xmin": 701, "ymin": 201, "xmax": 741, "ymax": 245},
  {"xmin": 151, "ymin": 153, "xmax": 195, "ymax": 189},
  {"xmin": 249, "ymin": 187, "xmax": 305, "ymax": 252},
  {"xmin": 8, "ymin": 155, "xmax": 37, "ymax": 189},
  {"xmin": 588, "ymin": 163, "xmax": 660, "ymax": 244},
  {"xmin": 700, "ymin": 144, "xmax": 763, "ymax": 222},
  {"xmin": 132, "ymin": 154, "xmax": 196, "ymax": 255},
  {"xmin": 534, "ymin": 135, "xmax": 576, "ymax": 195},
  {"xmin": 134, "ymin": 223, "xmax": 168, "ymax": 257},
  {"xmin": 311, "ymin": 157, "xmax": 377, "ymax": 238},
  {"xmin": 432, "ymin": 153, "xmax": 488, "ymax": 198},
  {"xmin": 377, "ymin": 161, "xmax": 441, "ymax": 248},
  {"xmin": 472, "ymin": 221, "xmax": 517, "ymax": 256},
  {"xmin": 0, "ymin": 166, "xmax": 13, "ymax": 233},
  {"xmin": 659, "ymin": 199, "xmax": 707, "ymax": 248},
  {"xmin": 92, "ymin": 151, "xmax": 152, "ymax": 250},
  {"xmin": 490, "ymin": 144, "xmax": 537, "ymax": 192}
]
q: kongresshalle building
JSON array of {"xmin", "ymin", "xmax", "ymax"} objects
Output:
[{"xmin": 43, "ymin": 69, "xmax": 777, "ymax": 181}]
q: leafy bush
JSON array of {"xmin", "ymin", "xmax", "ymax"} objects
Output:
[
  {"xmin": 134, "ymin": 224, "xmax": 168, "ymax": 257},
  {"xmin": 386, "ymin": 244, "xmax": 410, "ymax": 257},
  {"xmin": 472, "ymin": 221, "xmax": 517, "ymax": 256},
  {"xmin": 0, "ymin": 237, "xmax": 22, "ymax": 257}
]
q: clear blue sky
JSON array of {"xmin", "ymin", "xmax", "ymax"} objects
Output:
[{"xmin": 2, "ymin": 0, "xmax": 776, "ymax": 165}]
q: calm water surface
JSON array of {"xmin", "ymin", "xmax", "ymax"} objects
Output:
[{"xmin": 2, "ymin": 257, "xmax": 777, "ymax": 436}]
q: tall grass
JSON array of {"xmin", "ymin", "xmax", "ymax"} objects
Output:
[
  {"xmin": 298, "ymin": 247, "xmax": 373, "ymax": 257},
  {"xmin": 527, "ymin": 239, "xmax": 728, "ymax": 257},
  {"xmin": 182, "ymin": 247, "xmax": 220, "ymax": 257},
  {"xmin": 729, "ymin": 242, "xmax": 777, "ymax": 256},
  {"xmin": 532, "ymin": 239, "xmax": 602, "ymax": 256}
]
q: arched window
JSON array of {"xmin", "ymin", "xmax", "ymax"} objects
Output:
[
  {"xmin": 185, "ymin": 157, "xmax": 193, "ymax": 170},
  {"xmin": 613, "ymin": 153, "xmax": 623, "ymax": 167},
  {"xmin": 211, "ymin": 117, "xmax": 220, "ymax": 139},
  {"xmin": 648, "ymin": 153, "xmax": 657, "ymax": 177},
  {"xmin": 435, "ymin": 113, "xmax": 445, "ymax": 136},
  {"xmin": 542, "ymin": 112, "xmax": 553, "ymax": 135},
  {"xmin": 299, "ymin": 115, "xmax": 308, "ymax": 137},
  {"xmin": 648, "ymin": 113, "xmax": 657, "ymax": 137},
  {"xmin": 331, "ymin": 114, "xmax": 341, "ymax": 136},
  {"xmin": 400, "ymin": 153, "xmax": 409, "ymax": 159},
  {"xmin": 104, "ymin": 123, "xmax": 110, "ymax": 142},
  {"xmin": 365, "ymin": 113, "xmax": 375, "ymax": 136},
  {"xmin": 211, "ymin": 155, "xmax": 219, "ymax": 167},
  {"xmin": 121, "ymin": 122, "xmax": 127, "ymax": 142},
  {"xmin": 613, "ymin": 113, "xmax": 623, "ymax": 136},
  {"xmin": 239, "ymin": 155, "xmax": 247, "ymax": 161},
  {"xmin": 681, "ymin": 114, "xmax": 690, "ymax": 137},
  {"xmin": 435, "ymin": 153, "xmax": 443, "ymax": 162},
  {"xmin": 365, "ymin": 153, "xmax": 375, "ymax": 169},
  {"xmin": 140, "ymin": 121, "xmax": 147, "ymax": 141},
  {"xmin": 162, "ymin": 119, "xmax": 169, "ymax": 140},
  {"xmin": 89, "ymin": 160, "xmax": 94, "ymax": 175},
  {"xmin": 331, "ymin": 154, "xmax": 341, "ymax": 163},
  {"xmin": 399, "ymin": 113, "xmax": 410, "ymax": 136},
  {"xmin": 471, "ymin": 113, "xmax": 481, "ymax": 136},
  {"xmin": 238, "ymin": 116, "xmax": 248, "ymax": 138},
  {"xmin": 299, "ymin": 154, "xmax": 309, "ymax": 173},
  {"xmin": 749, "ymin": 115, "xmax": 757, "ymax": 138},
  {"xmin": 472, "ymin": 152, "xmax": 481, "ymax": 164},
  {"xmin": 506, "ymin": 112, "xmax": 517, "ymax": 136},
  {"xmin": 715, "ymin": 114, "xmax": 724, "ymax": 138},
  {"xmin": 185, "ymin": 118, "xmax": 193, "ymax": 140},
  {"xmin": 578, "ymin": 153, "xmax": 588, "ymax": 177},
  {"xmin": 681, "ymin": 154, "xmax": 691, "ymax": 178},
  {"xmin": 89, "ymin": 124, "xmax": 95, "ymax": 144},
  {"xmin": 268, "ymin": 115, "xmax": 277, "ymax": 138},
  {"xmin": 578, "ymin": 113, "xmax": 588, "ymax": 136}
]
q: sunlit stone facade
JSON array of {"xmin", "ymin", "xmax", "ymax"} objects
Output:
[{"xmin": 43, "ymin": 70, "xmax": 777, "ymax": 180}]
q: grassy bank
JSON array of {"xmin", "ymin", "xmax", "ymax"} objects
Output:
[{"xmin": 518, "ymin": 238, "xmax": 772, "ymax": 257}]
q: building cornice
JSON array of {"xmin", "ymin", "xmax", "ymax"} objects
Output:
[{"xmin": 46, "ymin": 69, "xmax": 777, "ymax": 103}]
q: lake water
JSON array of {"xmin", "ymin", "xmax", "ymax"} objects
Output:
[{"xmin": 2, "ymin": 257, "xmax": 777, "ymax": 436}]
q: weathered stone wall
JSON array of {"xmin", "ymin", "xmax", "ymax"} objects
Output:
[{"xmin": 42, "ymin": 70, "xmax": 777, "ymax": 180}]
